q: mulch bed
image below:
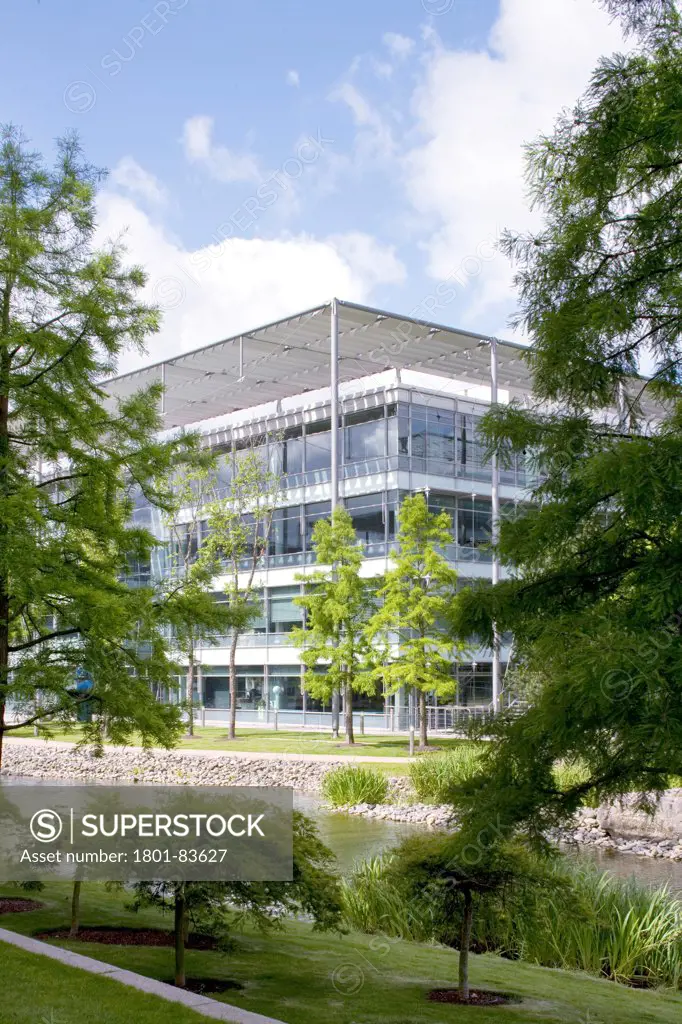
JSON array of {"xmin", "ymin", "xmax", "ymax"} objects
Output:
[
  {"xmin": 428, "ymin": 989, "xmax": 515, "ymax": 1006},
  {"xmin": 35, "ymin": 926, "xmax": 219, "ymax": 949},
  {"xmin": 0, "ymin": 898, "xmax": 44, "ymax": 914},
  {"xmin": 177, "ymin": 977, "xmax": 244, "ymax": 995}
]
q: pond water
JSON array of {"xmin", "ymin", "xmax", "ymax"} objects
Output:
[
  {"xmin": 3, "ymin": 777, "xmax": 682, "ymax": 892},
  {"xmin": 297, "ymin": 793, "xmax": 682, "ymax": 891}
]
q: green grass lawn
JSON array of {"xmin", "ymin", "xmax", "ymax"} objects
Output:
[
  {"xmin": 0, "ymin": 942, "xmax": 214, "ymax": 1024},
  {"xmin": 2, "ymin": 882, "xmax": 682, "ymax": 1024},
  {"xmin": 7, "ymin": 726, "xmax": 477, "ymax": 761}
]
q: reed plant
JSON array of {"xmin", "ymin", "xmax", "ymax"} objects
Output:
[
  {"xmin": 321, "ymin": 764, "xmax": 389, "ymax": 807},
  {"xmin": 408, "ymin": 744, "xmax": 485, "ymax": 804},
  {"xmin": 340, "ymin": 854, "xmax": 435, "ymax": 942},
  {"xmin": 342, "ymin": 849, "xmax": 682, "ymax": 989}
]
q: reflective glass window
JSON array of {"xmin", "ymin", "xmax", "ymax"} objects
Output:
[
  {"xmin": 305, "ymin": 420, "xmax": 332, "ymax": 473},
  {"xmin": 269, "ymin": 586, "xmax": 303, "ymax": 633},
  {"xmin": 345, "ymin": 408, "xmax": 385, "ymax": 463},
  {"xmin": 346, "ymin": 492, "xmax": 385, "ymax": 546}
]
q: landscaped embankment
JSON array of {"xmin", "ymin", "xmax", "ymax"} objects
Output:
[{"xmin": 3, "ymin": 740, "xmax": 682, "ymax": 861}]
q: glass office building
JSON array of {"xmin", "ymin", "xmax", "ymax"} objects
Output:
[{"xmin": 110, "ymin": 300, "xmax": 540, "ymax": 725}]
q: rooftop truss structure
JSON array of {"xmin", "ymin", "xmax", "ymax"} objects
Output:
[{"xmin": 104, "ymin": 299, "xmax": 532, "ymax": 432}]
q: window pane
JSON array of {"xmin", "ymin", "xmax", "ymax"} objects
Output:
[
  {"xmin": 427, "ymin": 408, "xmax": 456, "ymax": 473},
  {"xmin": 285, "ymin": 436, "xmax": 304, "ymax": 476},
  {"xmin": 411, "ymin": 405, "xmax": 428, "ymax": 460},
  {"xmin": 346, "ymin": 493, "xmax": 385, "ymax": 546},
  {"xmin": 269, "ymin": 586, "xmax": 302, "ymax": 633},
  {"xmin": 269, "ymin": 666, "xmax": 302, "ymax": 710},
  {"xmin": 305, "ymin": 422, "xmax": 332, "ymax": 472},
  {"xmin": 398, "ymin": 407, "xmax": 410, "ymax": 456},
  {"xmin": 345, "ymin": 417, "xmax": 385, "ymax": 462},
  {"xmin": 215, "ymin": 452, "xmax": 233, "ymax": 491},
  {"xmin": 305, "ymin": 501, "xmax": 331, "ymax": 549},
  {"xmin": 269, "ymin": 506, "xmax": 302, "ymax": 556}
]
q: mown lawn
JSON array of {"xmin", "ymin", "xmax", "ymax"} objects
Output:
[
  {"xmin": 0, "ymin": 942, "xmax": 218, "ymax": 1024},
  {"xmin": 2, "ymin": 882, "xmax": 682, "ymax": 1024},
  {"xmin": 7, "ymin": 727, "xmax": 478, "ymax": 761}
]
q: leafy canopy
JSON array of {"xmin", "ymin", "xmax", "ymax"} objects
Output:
[
  {"xmin": 292, "ymin": 507, "xmax": 376, "ymax": 703},
  {"xmin": 450, "ymin": 5, "xmax": 682, "ymax": 843},
  {"xmin": 0, "ymin": 127, "xmax": 218, "ymax": 758},
  {"xmin": 366, "ymin": 493, "xmax": 465, "ymax": 700}
]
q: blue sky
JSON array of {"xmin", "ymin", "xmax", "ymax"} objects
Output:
[{"xmin": 1, "ymin": 0, "xmax": 626, "ymax": 373}]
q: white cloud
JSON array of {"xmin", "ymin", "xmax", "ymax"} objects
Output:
[
  {"xmin": 402, "ymin": 0, "xmax": 628, "ymax": 327},
  {"xmin": 95, "ymin": 192, "xmax": 406, "ymax": 375},
  {"xmin": 182, "ymin": 115, "xmax": 262, "ymax": 183},
  {"xmin": 109, "ymin": 157, "xmax": 167, "ymax": 205},
  {"xmin": 286, "ymin": 69, "xmax": 300, "ymax": 87},
  {"xmin": 330, "ymin": 83, "xmax": 395, "ymax": 161},
  {"xmin": 383, "ymin": 32, "xmax": 414, "ymax": 59}
]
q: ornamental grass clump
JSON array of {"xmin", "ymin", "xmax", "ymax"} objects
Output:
[
  {"xmin": 340, "ymin": 854, "xmax": 434, "ymax": 942},
  {"xmin": 321, "ymin": 765, "xmax": 389, "ymax": 807},
  {"xmin": 409, "ymin": 745, "xmax": 485, "ymax": 804}
]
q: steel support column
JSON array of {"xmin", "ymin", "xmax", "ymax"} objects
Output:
[
  {"xmin": 330, "ymin": 299, "xmax": 341, "ymax": 737},
  {"xmin": 490, "ymin": 337, "xmax": 501, "ymax": 712},
  {"xmin": 330, "ymin": 298, "xmax": 340, "ymax": 511}
]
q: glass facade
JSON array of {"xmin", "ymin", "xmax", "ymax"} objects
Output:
[{"xmin": 147, "ymin": 385, "xmax": 529, "ymax": 713}]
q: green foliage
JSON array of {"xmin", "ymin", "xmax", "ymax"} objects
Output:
[
  {"xmin": 321, "ymin": 764, "xmax": 389, "ymax": 806},
  {"xmin": 292, "ymin": 508, "xmax": 377, "ymax": 740},
  {"xmin": 130, "ymin": 811, "xmax": 344, "ymax": 979},
  {"xmin": 552, "ymin": 759, "xmax": 600, "ymax": 809},
  {"xmin": 366, "ymin": 494, "xmax": 466, "ymax": 745},
  {"xmin": 344, "ymin": 846, "xmax": 682, "ymax": 990},
  {"xmin": 198, "ymin": 443, "xmax": 281, "ymax": 735},
  {"xmin": 449, "ymin": 4, "xmax": 682, "ymax": 845},
  {"xmin": 408, "ymin": 745, "xmax": 486, "ymax": 804},
  {"xmin": 161, "ymin": 459, "xmax": 237, "ymax": 719},
  {"xmin": 340, "ymin": 854, "xmax": 435, "ymax": 942},
  {"xmin": 483, "ymin": 862, "xmax": 682, "ymax": 989},
  {"xmin": 0, "ymin": 127, "xmax": 219, "ymax": 761}
]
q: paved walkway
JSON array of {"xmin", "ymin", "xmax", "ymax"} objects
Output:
[
  {"xmin": 0, "ymin": 927, "xmax": 285, "ymax": 1024},
  {"xmin": 7, "ymin": 736, "xmax": 414, "ymax": 764}
]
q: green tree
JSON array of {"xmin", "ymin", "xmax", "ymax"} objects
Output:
[
  {"xmin": 386, "ymin": 833, "xmax": 545, "ymax": 1003},
  {"xmin": 450, "ymin": 1, "xmax": 682, "ymax": 844},
  {"xmin": 366, "ymin": 494, "xmax": 465, "ymax": 748},
  {"xmin": 199, "ymin": 443, "xmax": 280, "ymax": 740},
  {"xmin": 130, "ymin": 812, "xmax": 343, "ymax": 988},
  {"xmin": 0, "ymin": 127, "xmax": 212, "ymax": 766},
  {"xmin": 292, "ymin": 508, "xmax": 376, "ymax": 745},
  {"xmin": 162, "ymin": 460, "xmax": 234, "ymax": 736}
]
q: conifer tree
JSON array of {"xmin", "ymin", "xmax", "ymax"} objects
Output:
[
  {"xmin": 0, "ymin": 127, "xmax": 217, "ymax": 764},
  {"xmin": 367, "ymin": 494, "xmax": 465, "ymax": 748},
  {"xmin": 292, "ymin": 508, "xmax": 376, "ymax": 745},
  {"xmin": 450, "ymin": 2, "xmax": 682, "ymax": 842}
]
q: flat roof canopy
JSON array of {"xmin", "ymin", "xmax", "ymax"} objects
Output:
[
  {"xmin": 104, "ymin": 298, "xmax": 664, "ymax": 429},
  {"xmin": 104, "ymin": 300, "xmax": 533, "ymax": 430}
]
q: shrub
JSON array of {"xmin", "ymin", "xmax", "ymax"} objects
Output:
[
  {"xmin": 552, "ymin": 759, "xmax": 600, "ymax": 808},
  {"xmin": 340, "ymin": 854, "xmax": 434, "ymax": 942},
  {"xmin": 343, "ymin": 846, "xmax": 682, "ymax": 990},
  {"xmin": 409, "ymin": 745, "xmax": 485, "ymax": 804},
  {"xmin": 321, "ymin": 765, "xmax": 389, "ymax": 807}
]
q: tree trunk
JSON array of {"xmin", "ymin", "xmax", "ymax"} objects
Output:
[
  {"xmin": 331, "ymin": 689, "xmax": 340, "ymax": 739},
  {"xmin": 185, "ymin": 645, "xmax": 194, "ymax": 738},
  {"xmin": 69, "ymin": 880, "xmax": 82, "ymax": 938},
  {"xmin": 418, "ymin": 689, "xmax": 428, "ymax": 749},
  {"xmin": 458, "ymin": 888, "xmax": 474, "ymax": 1001},
  {"xmin": 344, "ymin": 684, "xmax": 354, "ymax": 744},
  {"xmin": 174, "ymin": 883, "xmax": 186, "ymax": 987},
  {"xmin": 228, "ymin": 632, "xmax": 238, "ymax": 740}
]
